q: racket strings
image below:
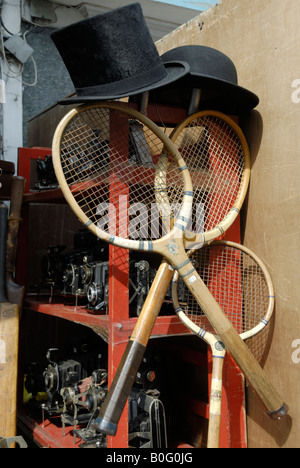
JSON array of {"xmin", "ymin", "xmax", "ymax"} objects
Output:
[
  {"xmin": 59, "ymin": 106, "xmax": 185, "ymax": 241},
  {"xmin": 178, "ymin": 245, "xmax": 271, "ymax": 335},
  {"xmin": 171, "ymin": 115, "xmax": 246, "ymax": 233},
  {"xmin": 59, "ymin": 109, "xmax": 247, "ymax": 243}
]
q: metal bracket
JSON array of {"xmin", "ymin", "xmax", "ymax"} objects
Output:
[{"xmin": 0, "ymin": 436, "xmax": 28, "ymax": 448}]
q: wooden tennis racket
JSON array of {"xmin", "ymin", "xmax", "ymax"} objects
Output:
[
  {"xmin": 52, "ymin": 102, "xmax": 287, "ymax": 436},
  {"xmin": 172, "ymin": 240, "xmax": 275, "ymax": 448}
]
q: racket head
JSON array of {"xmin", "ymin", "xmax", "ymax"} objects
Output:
[
  {"xmin": 172, "ymin": 240, "xmax": 275, "ymax": 343},
  {"xmin": 169, "ymin": 111, "xmax": 251, "ymax": 248},
  {"xmin": 52, "ymin": 101, "xmax": 193, "ymax": 252}
]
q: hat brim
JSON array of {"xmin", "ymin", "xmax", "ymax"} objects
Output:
[
  {"xmin": 148, "ymin": 73, "xmax": 259, "ymax": 113},
  {"xmin": 189, "ymin": 73, "xmax": 259, "ymax": 111},
  {"xmin": 58, "ymin": 61, "xmax": 190, "ymax": 105}
]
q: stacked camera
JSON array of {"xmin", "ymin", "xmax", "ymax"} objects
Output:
[
  {"xmin": 40, "ymin": 229, "xmax": 177, "ymax": 316},
  {"xmin": 25, "ymin": 344, "xmax": 167, "ymax": 448}
]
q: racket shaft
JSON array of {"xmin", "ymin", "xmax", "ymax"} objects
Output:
[
  {"xmin": 93, "ymin": 261, "xmax": 174, "ymax": 435},
  {"xmin": 207, "ymin": 354, "xmax": 224, "ymax": 449},
  {"xmin": 179, "ymin": 263, "xmax": 287, "ymax": 417}
]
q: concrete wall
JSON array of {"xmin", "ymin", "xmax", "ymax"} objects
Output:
[{"xmin": 156, "ymin": 0, "xmax": 299, "ymax": 448}]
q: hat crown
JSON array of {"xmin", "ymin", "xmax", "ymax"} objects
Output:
[
  {"xmin": 51, "ymin": 3, "xmax": 165, "ymax": 93},
  {"xmin": 148, "ymin": 45, "xmax": 259, "ymax": 113},
  {"xmin": 162, "ymin": 45, "xmax": 238, "ymax": 85}
]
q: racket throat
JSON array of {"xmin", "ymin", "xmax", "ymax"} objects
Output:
[
  {"xmin": 211, "ymin": 339, "xmax": 226, "ymax": 359},
  {"xmin": 158, "ymin": 234, "xmax": 189, "ymax": 267}
]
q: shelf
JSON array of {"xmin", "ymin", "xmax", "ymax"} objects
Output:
[
  {"xmin": 24, "ymin": 296, "xmax": 192, "ymax": 342},
  {"xmin": 24, "ymin": 296, "xmax": 109, "ymax": 327},
  {"xmin": 23, "ymin": 188, "xmax": 65, "ymax": 204},
  {"xmin": 18, "ymin": 411, "xmax": 83, "ymax": 449}
]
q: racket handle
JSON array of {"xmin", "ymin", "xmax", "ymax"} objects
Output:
[
  {"xmin": 207, "ymin": 349, "xmax": 225, "ymax": 449},
  {"xmin": 179, "ymin": 263, "xmax": 288, "ymax": 419},
  {"xmin": 226, "ymin": 325, "xmax": 289, "ymax": 419},
  {"xmin": 93, "ymin": 339, "xmax": 145, "ymax": 436},
  {"xmin": 92, "ymin": 260, "xmax": 174, "ymax": 436}
]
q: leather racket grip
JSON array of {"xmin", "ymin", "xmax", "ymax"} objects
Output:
[
  {"xmin": 93, "ymin": 260, "xmax": 174, "ymax": 436},
  {"xmin": 0, "ymin": 203, "xmax": 8, "ymax": 303},
  {"xmin": 92, "ymin": 340, "xmax": 145, "ymax": 436}
]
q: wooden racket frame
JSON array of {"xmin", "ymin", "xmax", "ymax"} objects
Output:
[
  {"xmin": 53, "ymin": 102, "xmax": 287, "ymax": 437},
  {"xmin": 172, "ymin": 240, "xmax": 275, "ymax": 448},
  {"xmin": 170, "ymin": 110, "xmax": 251, "ymax": 246},
  {"xmin": 52, "ymin": 101, "xmax": 193, "ymax": 252}
]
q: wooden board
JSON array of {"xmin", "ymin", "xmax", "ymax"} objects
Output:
[
  {"xmin": 0, "ymin": 302, "xmax": 19, "ymax": 438},
  {"xmin": 155, "ymin": 0, "xmax": 299, "ymax": 448}
]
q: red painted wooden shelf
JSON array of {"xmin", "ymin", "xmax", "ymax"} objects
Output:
[
  {"xmin": 24, "ymin": 296, "xmax": 192, "ymax": 340},
  {"xmin": 18, "ymin": 411, "xmax": 84, "ymax": 449}
]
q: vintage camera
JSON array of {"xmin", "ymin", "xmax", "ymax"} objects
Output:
[
  {"xmin": 25, "ymin": 346, "xmax": 167, "ymax": 448},
  {"xmin": 60, "ymin": 368, "xmax": 108, "ymax": 440},
  {"xmin": 35, "ymin": 155, "xmax": 58, "ymax": 190},
  {"xmin": 41, "ymin": 229, "xmax": 180, "ymax": 316},
  {"xmin": 40, "ymin": 229, "xmax": 108, "ymax": 298},
  {"xmin": 129, "ymin": 260, "xmax": 155, "ymax": 316},
  {"xmin": 86, "ymin": 259, "xmax": 157, "ymax": 315},
  {"xmin": 85, "ymin": 261, "xmax": 109, "ymax": 312},
  {"xmin": 25, "ymin": 346, "xmax": 105, "ymax": 415}
]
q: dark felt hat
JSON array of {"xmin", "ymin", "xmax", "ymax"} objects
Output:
[
  {"xmin": 141, "ymin": 45, "xmax": 259, "ymax": 114},
  {"xmin": 51, "ymin": 3, "xmax": 190, "ymax": 104}
]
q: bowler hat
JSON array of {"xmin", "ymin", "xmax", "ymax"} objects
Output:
[
  {"xmin": 51, "ymin": 3, "xmax": 190, "ymax": 104},
  {"xmin": 139, "ymin": 45, "xmax": 259, "ymax": 114}
]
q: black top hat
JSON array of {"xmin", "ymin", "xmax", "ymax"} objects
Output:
[
  {"xmin": 139, "ymin": 45, "xmax": 259, "ymax": 114},
  {"xmin": 51, "ymin": 3, "xmax": 190, "ymax": 104}
]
